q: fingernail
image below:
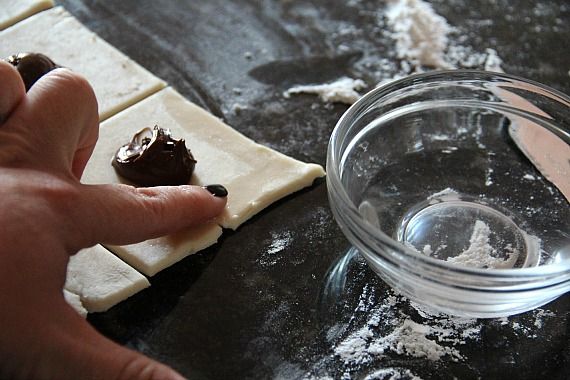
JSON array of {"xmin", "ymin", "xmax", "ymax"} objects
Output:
[{"xmin": 203, "ymin": 184, "xmax": 228, "ymax": 197}]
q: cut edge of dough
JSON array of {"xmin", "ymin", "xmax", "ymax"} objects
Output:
[
  {"xmin": 65, "ymin": 245, "xmax": 151, "ymax": 313},
  {"xmin": 63, "ymin": 289, "xmax": 88, "ymax": 318},
  {"xmin": 83, "ymin": 277, "xmax": 150, "ymax": 313},
  {"xmin": 221, "ymin": 164, "xmax": 325, "ymax": 230},
  {"xmin": 0, "ymin": 0, "xmax": 54, "ymax": 31},
  {"xmin": 106, "ymin": 223, "xmax": 224, "ymax": 276},
  {"xmin": 99, "ymin": 80, "xmax": 167, "ymax": 122}
]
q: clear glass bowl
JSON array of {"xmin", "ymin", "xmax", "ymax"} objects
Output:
[{"xmin": 327, "ymin": 70, "xmax": 570, "ymax": 318}]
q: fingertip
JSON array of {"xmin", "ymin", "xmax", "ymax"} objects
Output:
[
  {"xmin": 0, "ymin": 60, "xmax": 26, "ymax": 122},
  {"xmin": 135, "ymin": 184, "xmax": 228, "ymax": 224},
  {"xmin": 202, "ymin": 184, "xmax": 229, "ymax": 198},
  {"xmin": 161, "ymin": 184, "xmax": 228, "ymax": 220},
  {"xmin": 186, "ymin": 184, "xmax": 228, "ymax": 214},
  {"xmin": 114, "ymin": 354, "xmax": 188, "ymax": 380},
  {"xmin": 147, "ymin": 364, "xmax": 188, "ymax": 380}
]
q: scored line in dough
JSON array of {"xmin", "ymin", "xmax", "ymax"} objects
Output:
[{"xmin": 0, "ymin": 6, "xmax": 166, "ymax": 121}]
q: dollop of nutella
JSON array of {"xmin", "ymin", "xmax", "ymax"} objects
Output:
[
  {"xmin": 6, "ymin": 53, "xmax": 59, "ymax": 91},
  {"xmin": 112, "ymin": 125, "xmax": 197, "ymax": 186}
]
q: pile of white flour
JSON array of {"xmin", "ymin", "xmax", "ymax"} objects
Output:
[
  {"xmin": 332, "ymin": 289, "xmax": 477, "ymax": 368},
  {"xmin": 284, "ymin": 0, "xmax": 505, "ymax": 105},
  {"xmin": 385, "ymin": 0, "xmax": 453, "ymax": 69},
  {"xmin": 446, "ymin": 220, "xmax": 519, "ymax": 269}
]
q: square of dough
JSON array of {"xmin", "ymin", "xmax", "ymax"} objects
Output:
[
  {"xmin": 0, "ymin": 6, "xmax": 166, "ymax": 120},
  {"xmin": 82, "ymin": 87, "xmax": 325, "ymax": 275},
  {"xmin": 108, "ymin": 222, "xmax": 223, "ymax": 277},
  {"xmin": 0, "ymin": 0, "xmax": 53, "ymax": 30},
  {"xmin": 65, "ymin": 244, "xmax": 150, "ymax": 313}
]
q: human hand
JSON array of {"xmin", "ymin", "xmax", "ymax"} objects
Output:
[{"xmin": 0, "ymin": 60, "xmax": 227, "ymax": 379}]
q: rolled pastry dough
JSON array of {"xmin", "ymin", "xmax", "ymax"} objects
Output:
[
  {"xmin": 65, "ymin": 244, "xmax": 150, "ymax": 312},
  {"xmin": 0, "ymin": 0, "xmax": 53, "ymax": 30},
  {"xmin": 108, "ymin": 223, "xmax": 223, "ymax": 277},
  {"xmin": 0, "ymin": 7, "xmax": 165, "ymax": 120},
  {"xmin": 82, "ymin": 87, "xmax": 325, "ymax": 276}
]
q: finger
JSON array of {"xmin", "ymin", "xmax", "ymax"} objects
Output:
[
  {"xmin": 71, "ymin": 128, "xmax": 99, "ymax": 179},
  {"xmin": 0, "ymin": 60, "xmax": 26, "ymax": 124},
  {"xmin": 72, "ymin": 184, "xmax": 227, "ymax": 247},
  {"xmin": 26, "ymin": 68, "xmax": 99, "ymax": 175},
  {"xmin": 1, "ymin": 68, "xmax": 98, "ymax": 175}
]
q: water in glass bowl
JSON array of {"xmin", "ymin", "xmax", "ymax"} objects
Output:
[{"xmin": 342, "ymin": 101, "xmax": 569, "ymax": 270}]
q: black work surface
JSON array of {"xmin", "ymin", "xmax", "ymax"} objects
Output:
[{"xmin": 58, "ymin": 1, "xmax": 570, "ymax": 379}]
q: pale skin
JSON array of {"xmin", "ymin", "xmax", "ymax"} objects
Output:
[{"xmin": 0, "ymin": 60, "xmax": 227, "ymax": 379}]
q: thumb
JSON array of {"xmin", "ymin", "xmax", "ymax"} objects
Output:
[
  {"xmin": 70, "ymin": 183, "xmax": 227, "ymax": 248},
  {"xmin": 92, "ymin": 341, "xmax": 187, "ymax": 380},
  {"xmin": 2, "ymin": 291, "xmax": 187, "ymax": 380},
  {"xmin": 55, "ymin": 303, "xmax": 187, "ymax": 380},
  {"xmin": 76, "ymin": 332, "xmax": 187, "ymax": 380}
]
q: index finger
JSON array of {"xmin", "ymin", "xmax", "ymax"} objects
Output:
[{"xmin": 68, "ymin": 183, "xmax": 228, "ymax": 249}]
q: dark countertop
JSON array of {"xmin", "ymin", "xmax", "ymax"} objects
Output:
[{"xmin": 57, "ymin": 1, "xmax": 570, "ymax": 379}]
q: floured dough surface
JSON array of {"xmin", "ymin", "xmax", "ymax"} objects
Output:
[
  {"xmin": 0, "ymin": 0, "xmax": 53, "ymax": 30},
  {"xmin": 82, "ymin": 87, "xmax": 325, "ymax": 275},
  {"xmin": 109, "ymin": 223, "xmax": 223, "ymax": 277},
  {"xmin": 65, "ymin": 244, "xmax": 150, "ymax": 312},
  {"xmin": 0, "ymin": 7, "xmax": 165, "ymax": 120}
]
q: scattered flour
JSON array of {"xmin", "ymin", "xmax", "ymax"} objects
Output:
[
  {"xmin": 485, "ymin": 167, "xmax": 494, "ymax": 186},
  {"xmin": 483, "ymin": 48, "xmax": 505, "ymax": 73},
  {"xmin": 363, "ymin": 368, "xmax": 423, "ymax": 380},
  {"xmin": 267, "ymin": 231, "xmax": 292, "ymax": 255},
  {"xmin": 320, "ymin": 286, "xmax": 556, "ymax": 379},
  {"xmin": 446, "ymin": 220, "xmax": 519, "ymax": 269},
  {"xmin": 333, "ymin": 291, "xmax": 477, "ymax": 367},
  {"xmin": 257, "ymin": 230, "xmax": 293, "ymax": 266},
  {"xmin": 367, "ymin": 319, "xmax": 463, "ymax": 361},
  {"xmin": 385, "ymin": 0, "xmax": 454, "ymax": 69},
  {"xmin": 282, "ymin": 0, "xmax": 507, "ymax": 105},
  {"xmin": 532, "ymin": 309, "xmax": 556, "ymax": 329},
  {"xmin": 283, "ymin": 77, "xmax": 367, "ymax": 105},
  {"xmin": 427, "ymin": 187, "xmax": 460, "ymax": 203}
]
